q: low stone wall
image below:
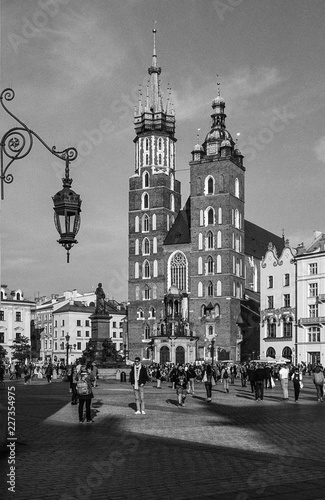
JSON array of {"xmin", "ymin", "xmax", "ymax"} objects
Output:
[{"xmin": 98, "ymin": 368, "xmax": 129, "ymax": 381}]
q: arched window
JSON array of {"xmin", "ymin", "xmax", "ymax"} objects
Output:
[
  {"xmin": 142, "ymin": 192, "xmax": 149, "ymax": 210},
  {"xmin": 170, "ymin": 216, "xmax": 175, "ymax": 227},
  {"xmin": 198, "ymin": 233, "xmax": 203, "ymax": 250},
  {"xmin": 153, "ymin": 260, "xmax": 158, "ymax": 277},
  {"xmin": 143, "ymin": 260, "xmax": 150, "ymax": 278},
  {"xmin": 144, "ymin": 324, "xmax": 150, "ymax": 340},
  {"xmin": 142, "ymin": 237, "xmax": 150, "ymax": 255},
  {"xmin": 135, "ymin": 216, "xmax": 139, "ymax": 233},
  {"xmin": 145, "ymin": 153, "xmax": 149, "ymax": 165},
  {"xmin": 216, "ymin": 280, "xmax": 222, "ymax": 296},
  {"xmin": 137, "ymin": 308, "xmax": 144, "ymax": 319},
  {"xmin": 170, "ymin": 194, "xmax": 175, "ymax": 211},
  {"xmin": 149, "ymin": 306, "xmax": 156, "ymax": 318},
  {"xmin": 135, "ymin": 239, "xmax": 139, "ymax": 255},
  {"xmin": 198, "ymin": 282, "xmax": 203, "ymax": 297},
  {"xmin": 207, "ymin": 208, "xmax": 214, "ymax": 225},
  {"xmin": 158, "ymin": 137, "xmax": 162, "ymax": 150},
  {"xmin": 145, "ymin": 138, "xmax": 149, "ymax": 150},
  {"xmin": 208, "ymin": 325, "xmax": 214, "ymax": 336},
  {"xmin": 266, "ymin": 347, "xmax": 276, "ymax": 358},
  {"xmin": 207, "ymin": 231, "xmax": 214, "ymax": 250},
  {"xmin": 282, "ymin": 346, "xmax": 292, "ymax": 360},
  {"xmin": 235, "ymin": 209, "xmax": 239, "ymax": 228},
  {"xmin": 135, "ymin": 286, "xmax": 140, "ymax": 300},
  {"xmin": 198, "ymin": 257, "xmax": 203, "ymax": 275},
  {"xmin": 143, "ymin": 285, "xmax": 150, "ymax": 300},
  {"xmin": 152, "ymin": 214, "xmax": 156, "ymax": 230},
  {"xmin": 142, "ymin": 214, "xmax": 149, "ymax": 233},
  {"xmin": 168, "ymin": 251, "xmax": 188, "ymax": 291},
  {"xmin": 158, "ymin": 153, "xmax": 162, "ymax": 165},
  {"xmin": 152, "ymin": 284, "xmax": 157, "ymax": 299},
  {"xmin": 218, "ymin": 207, "xmax": 222, "ymax": 224},
  {"xmin": 205, "ymin": 176, "xmax": 214, "ymax": 195},
  {"xmin": 207, "ymin": 281, "xmax": 214, "ymax": 297},
  {"xmin": 235, "ymin": 177, "xmax": 239, "ymax": 198},
  {"xmin": 201, "ymin": 304, "xmax": 206, "ymax": 317},
  {"xmin": 236, "ymin": 258, "xmax": 240, "ymax": 276},
  {"xmin": 214, "ymin": 303, "xmax": 220, "ymax": 316},
  {"xmin": 217, "ymin": 255, "xmax": 221, "ymax": 273},
  {"xmin": 135, "ymin": 262, "xmax": 139, "ymax": 279},
  {"xmin": 283, "ymin": 318, "xmax": 293, "ymax": 337},
  {"xmin": 217, "ymin": 231, "xmax": 221, "ymax": 248},
  {"xmin": 153, "ymin": 237, "xmax": 157, "ymax": 254},
  {"xmin": 143, "ymin": 171, "xmax": 149, "ymax": 188},
  {"xmin": 207, "ymin": 256, "xmax": 214, "ymax": 274}
]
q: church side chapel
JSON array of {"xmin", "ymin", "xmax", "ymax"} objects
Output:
[{"xmin": 128, "ymin": 29, "xmax": 284, "ymax": 364}]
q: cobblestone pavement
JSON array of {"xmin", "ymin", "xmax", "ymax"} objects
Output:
[{"xmin": 1, "ymin": 375, "xmax": 325, "ymax": 500}]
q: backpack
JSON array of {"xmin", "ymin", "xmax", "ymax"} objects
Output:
[
  {"xmin": 76, "ymin": 378, "xmax": 91, "ymax": 396},
  {"xmin": 223, "ymin": 370, "xmax": 229, "ymax": 379}
]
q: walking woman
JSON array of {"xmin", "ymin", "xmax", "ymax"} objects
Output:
[
  {"xmin": 292, "ymin": 367, "xmax": 303, "ymax": 402},
  {"xmin": 201, "ymin": 364, "xmax": 216, "ymax": 403}
]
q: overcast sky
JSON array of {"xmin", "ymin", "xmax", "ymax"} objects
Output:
[{"xmin": 1, "ymin": 0, "xmax": 325, "ymax": 302}]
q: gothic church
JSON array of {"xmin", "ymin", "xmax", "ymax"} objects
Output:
[{"xmin": 128, "ymin": 30, "xmax": 283, "ymax": 364}]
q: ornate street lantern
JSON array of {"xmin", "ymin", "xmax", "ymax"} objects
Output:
[
  {"xmin": 0, "ymin": 88, "xmax": 81, "ymax": 262},
  {"xmin": 53, "ymin": 163, "xmax": 82, "ymax": 263}
]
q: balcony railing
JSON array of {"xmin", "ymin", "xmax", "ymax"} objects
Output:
[{"xmin": 299, "ymin": 317, "xmax": 325, "ymax": 325}]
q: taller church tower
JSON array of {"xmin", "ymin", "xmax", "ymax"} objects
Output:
[
  {"xmin": 189, "ymin": 90, "xmax": 245, "ymax": 361},
  {"xmin": 128, "ymin": 29, "xmax": 181, "ymax": 359}
]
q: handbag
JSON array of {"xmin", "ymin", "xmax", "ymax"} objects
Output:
[
  {"xmin": 270, "ymin": 377, "xmax": 275, "ymax": 388},
  {"xmin": 300, "ymin": 381, "xmax": 304, "ymax": 389},
  {"xmin": 211, "ymin": 377, "xmax": 216, "ymax": 386},
  {"xmin": 202, "ymin": 373, "xmax": 207, "ymax": 383}
]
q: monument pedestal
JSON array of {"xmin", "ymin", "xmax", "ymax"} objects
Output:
[{"xmin": 87, "ymin": 312, "xmax": 120, "ymax": 367}]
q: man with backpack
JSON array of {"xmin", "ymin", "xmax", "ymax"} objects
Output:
[
  {"xmin": 221, "ymin": 365, "xmax": 229, "ymax": 393},
  {"xmin": 76, "ymin": 366, "xmax": 95, "ymax": 423},
  {"xmin": 292, "ymin": 367, "xmax": 303, "ymax": 402}
]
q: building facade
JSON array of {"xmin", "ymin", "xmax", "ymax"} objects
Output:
[
  {"xmin": 0, "ymin": 286, "xmax": 35, "ymax": 360},
  {"xmin": 260, "ymin": 241, "xmax": 296, "ymax": 361},
  {"xmin": 296, "ymin": 232, "xmax": 325, "ymax": 366},
  {"xmin": 127, "ymin": 30, "xmax": 284, "ymax": 364}
]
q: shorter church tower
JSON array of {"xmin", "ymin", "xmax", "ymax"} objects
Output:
[{"xmin": 189, "ymin": 89, "xmax": 245, "ymax": 361}]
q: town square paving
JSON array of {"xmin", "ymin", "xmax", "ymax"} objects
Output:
[{"xmin": 1, "ymin": 374, "xmax": 325, "ymax": 500}]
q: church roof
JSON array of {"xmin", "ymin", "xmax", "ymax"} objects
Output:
[
  {"xmin": 164, "ymin": 197, "xmax": 191, "ymax": 245},
  {"xmin": 245, "ymin": 220, "xmax": 284, "ymax": 259}
]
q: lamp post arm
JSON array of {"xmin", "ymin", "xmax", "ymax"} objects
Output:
[{"xmin": 0, "ymin": 88, "xmax": 78, "ymax": 199}]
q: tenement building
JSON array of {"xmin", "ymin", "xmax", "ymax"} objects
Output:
[{"xmin": 127, "ymin": 30, "xmax": 283, "ymax": 364}]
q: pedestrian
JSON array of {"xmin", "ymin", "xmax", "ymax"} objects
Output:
[
  {"xmin": 240, "ymin": 364, "xmax": 247, "ymax": 387},
  {"xmin": 24, "ymin": 364, "xmax": 32, "ymax": 385},
  {"xmin": 279, "ymin": 364, "xmax": 289, "ymax": 400},
  {"xmin": 230, "ymin": 365, "xmax": 236, "ymax": 385},
  {"xmin": 187, "ymin": 363, "xmax": 197, "ymax": 395},
  {"xmin": 201, "ymin": 363, "xmax": 216, "ymax": 403},
  {"xmin": 45, "ymin": 362, "xmax": 53, "ymax": 383},
  {"xmin": 312, "ymin": 365, "xmax": 324, "ymax": 402},
  {"xmin": 264, "ymin": 364, "xmax": 272, "ymax": 389},
  {"xmin": 221, "ymin": 365, "xmax": 229, "ymax": 393},
  {"xmin": 175, "ymin": 364, "xmax": 188, "ymax": 407},
  {"xmin": 169, "ymin": 364, "xmax": 177, "ymax": 390},
  {"xmin": 292, "ymin": 367, "xmax": 303, "ymax": 402},
  {"xmin": 70, "ymin": 365, "xmax": 78, "ymax": 405},
  {"xmin": 91, "ymin": 362, "xmax": 98, "ymax": 388},
  {"xmin": 129, "ymin": 357, "xmax": 148, "ymax": 415},
  {"xmin": 156, "ymin": 364, "xmax": 162, "ymax": 389},
  {"xmin": 76, "ymin": 366, "xmax": 95, "ymax": 423},
  {"xmin": 254, "ymin": 363, "xmax": 266, "ymax": 401},
  {"xmin": 247, "ymin": 364, "xmax": 256, "ymax": 393}
]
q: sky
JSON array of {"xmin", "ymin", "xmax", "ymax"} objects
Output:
[{"xmin": 1, "ymin": 0, "xmax": 325, "ymax": 302}]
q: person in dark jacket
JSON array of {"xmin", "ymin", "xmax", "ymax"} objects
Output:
[
  {"xmin": 175, "ymin": 365, "xmax": 189, "ymax": 407},
  {"xmin": 201, "ymin": 364, "xmax": 217, "ymax": 403},
  {"xmin": 254, "ymin": 363, "xmax": 266, "ymax": 401},
  {"xmin": 129, "ymin": 357, "xmax": 149, "ymax": 414},
  {"xmin": 76, "ymin": 367, "xmax": 95, "ymax": 423}
]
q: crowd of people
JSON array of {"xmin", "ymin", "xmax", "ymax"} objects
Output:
[{"xmin": 1, "ymin": 357, "xmax": 324, "ymax": 423}]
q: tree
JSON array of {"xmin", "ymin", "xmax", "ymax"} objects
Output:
[{"xmin": 10, "ymin": 336, "xmax": 31, "ymax": 363}]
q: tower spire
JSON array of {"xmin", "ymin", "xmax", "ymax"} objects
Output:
[{"xmin": 148, "ymin": 21, "xmax": 161, "ymax": 113}]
